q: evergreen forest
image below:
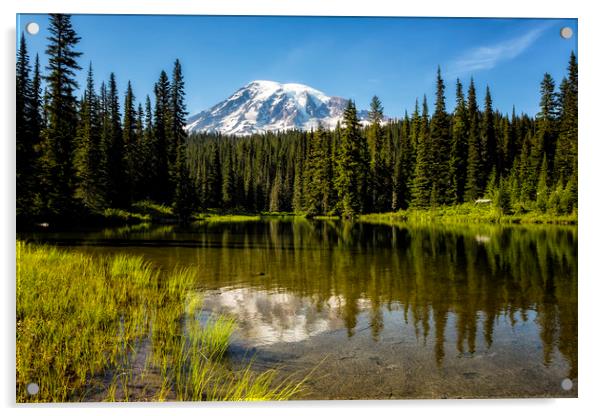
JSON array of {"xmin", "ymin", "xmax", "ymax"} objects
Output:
[{"xmin": 16, "ymin": 14, "xmax": 578, "ymax": 225}]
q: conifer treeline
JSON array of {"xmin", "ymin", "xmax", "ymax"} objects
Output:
[
  {"xmin": 16, "ymin": 14, "xmax": 195, "ymax": 223},
  {"xmin": 16, "ymin": 14, "xmax": 578, "ymax": 224},
  {"xmin": 187, "ymin": 58, "xmax": 578, "ymax": 217}
]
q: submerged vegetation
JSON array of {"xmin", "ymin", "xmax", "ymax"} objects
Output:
[{"xmin": 16, "ymin": 242, "xmax": 306, "ymax": 402}]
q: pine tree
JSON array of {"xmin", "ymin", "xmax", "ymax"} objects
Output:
[
  {"xmin": 481, "ymin": 86, "xmax": 496, "ymax": 181},
  {"xmin": 367, "ymin": 96, "xmax": 389, "ymax": 212},
  {"xmin": 168, "ymin": 59, "xmax": 187, "ymax": 198},
  {"xmin": 502, "ymin": 108, "xmax": 517, "ymax": 174},
  {"xmin": 40, "ymin": 14, "xmax": 82, "ymax": 217},
  {"xmin": 292, "ymin": 149, "xmax": 304, "ymax": 213},
  {"xmin": 555, "ymin": 52, "xmax": 578, "ymax": 183},
  {"xmin": 173, "ymin": 141, "xmax": 197, "ymax": 222},
  {"xmin": 222, "ymin": 149, "xmax": 234, "ymax": 208},
  {"xmin": 507, "ymin": 161, "xmax": 521, "ymax": 207},
  {"xmin": 536, "ymin": 155, "xmax": 549, "ymax": 212},
  {"xmin": 560, "ymin": 174, "xmax": 577, "ymax": 213},
  {"xmin": 98, "ymin": 81, "xmax": 112, "ymax": 203},
  {"xmin": 518, "ymin": 131, "xmax": 536, "ymax": 202},
  {"xmin": 269, "ymin": 167, "xmax": 283, "ymax": 212},
  {"xmin": 170, "ymin": 60, "xmax": 196, "ymax": 220},
  {"xmin": 485, "ymin": 168, "xmax": 498, "ymax": 199},
  {"xmin": 74, "ymin": 63, "xmax": 107, "ymax": 211},
  {"xmin": 535, "ymin": 73, "xmax": 559, "ymax": 181},
  {"xmin": 464, "ymin": 78, "xmax": 482, "ymax": 201},
  {"xmin": 429, "ymin": 68, "xmax": 451, "ymax": 205},
  {"xmin": 139, "ymin": 95, "xmax": 156, "ymax": 200},
  {"xmin": 28, "ymin": 54, "xmax": 44, "ymax": 213},
  {"xmin": 207, "ymin": 144, "xmax": 222, "ymax": 207},
  {"xmin": 449, "ymin": 79, "xmax": 468, "ymax": 203},
  {"xmin": 334, "ymin": 100, "xmax": 367, "ymax": 217},
  {"xmin": 153, "ymin": 70, "xmax": 171, "ymax": 202},
  {"xmin": 16, "ymin": 33, "xmax": 37, "ymax": 219},
  {"xmin": 495, "ymin": 177, "xmax": 511, "ymax": 215},
  {"xmin": 122, "ymin": 81, "xmax": 137, "ymax": 205},
  {"xmin": 130, "ymin": 102, "xmax": 145, "ymax": 200},
  {"xmin": 392, "ymin": 112, "xmax": 413, "ymax": 210},
  {"xmin": 412, "ymin": 96, "xmax": 431, "ymax": 207},
  {"xmin": 304, "ymin": 125, "xmax": 331, "ymax": 216},
  {"xmin": 106, "ymin": 73, "xmax": 126, "ymax": 207}
]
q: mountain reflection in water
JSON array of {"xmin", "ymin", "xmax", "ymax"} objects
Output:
[{"xmin": 24, "ymin": 219, "xmax": 577, "ymax": 397}]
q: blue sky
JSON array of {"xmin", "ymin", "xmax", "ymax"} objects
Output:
[{"xmin": 17, "ymin": 14, "xmax": 577, "ymax": 118}]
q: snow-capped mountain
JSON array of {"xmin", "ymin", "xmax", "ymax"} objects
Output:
[{"xmin": 185, "ymin": 80, "xmax": 371, "ymax": 136}]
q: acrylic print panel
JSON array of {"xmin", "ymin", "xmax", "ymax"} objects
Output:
[{"xmin": 15, "ymin": 13, "xmax": 577, "ymax": 402}]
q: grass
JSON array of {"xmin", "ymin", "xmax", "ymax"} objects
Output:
[
  {"xmin": 102, "ymin": 207, "xmax": 150, "ymax": 223},
  {"xmin": 194, "ymin": 213, "xmax": 262, "ymax": 223},
  {"xmin": 16, "ymin": 241, "xmax": 308, "ymax": 402},
  {"xmin": 357, "ymin": 203, "xmax": 577, "ymax": 225},
  {"xmin": 130, "ymin": 201, "xmax": 174, "ymax": 220}
]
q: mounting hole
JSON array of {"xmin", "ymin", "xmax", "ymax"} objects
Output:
[
  {"xmin": 26, "ymin": 382, "xmax": 39, "ymax": 395},
  {"xmin": 561, "ymin": 378, "xmax": 573, "ymax": 390},
  {"xmin": 560, "ymin": 27, "xmax": 573, "ymax": 39},
  {"xmin": 26, "ymin": 22, "xmax": 40, "ymax": 35}
]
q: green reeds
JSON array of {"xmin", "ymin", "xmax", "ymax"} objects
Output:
[{"xmin": 16, "ymin": 241, "xmax": 306, "ymax": 403}]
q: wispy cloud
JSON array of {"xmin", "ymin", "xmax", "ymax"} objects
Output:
[{"xmin": 446, "ymin": 24, "xmax": 550, "ymax": 77}]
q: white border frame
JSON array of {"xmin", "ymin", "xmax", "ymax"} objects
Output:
[{"xmin": 2, "ymin": 1, "xmax": 599, "ymax": 415}]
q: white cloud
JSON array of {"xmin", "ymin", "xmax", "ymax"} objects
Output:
[{"xmin": 447, "ymin": 24, "xmax": 550, "ymax": 77}]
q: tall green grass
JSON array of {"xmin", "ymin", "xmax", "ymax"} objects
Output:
[
  {"xmin": 358, "ymin": 204, "xmax": 577, "ymax": 225},
  {"xmin": 16, "ymin": 241, "xmax": 307, "ymax": 402}
]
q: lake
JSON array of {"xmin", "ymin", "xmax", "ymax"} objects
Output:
[{"xmin": 22, "ymin": 219, "xmax": 578, "ymax": 399}]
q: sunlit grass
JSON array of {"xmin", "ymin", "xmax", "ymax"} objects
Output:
[
  {"xmin": 358, "ymin": 204, "xmax": 577, "ymax": 225},
  {"xmin": 195, "ymin": 214, "xmax": 262, "ymax": 223},
  {"xmin": 131, "ymin": 200, "xmax": 174, "ymax": 219},
  {"xmin": 16, "ymin": 241, "xmax": 307, "ymax": 402},
  {"xmin": 103, "ymin": 207, "xmax": 150, "ymax": 223}
]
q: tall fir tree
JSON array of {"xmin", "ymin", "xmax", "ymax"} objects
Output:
[
  {"xmin": 481, "ymin": 86, "xmax": 496, "ymax": 182},
  {"xmin": 334, "ymin": 100, "xmax": 368, "ymax": 217},
  {"xmin": 169, "ymin": 59, "xmax": 197, "ymax": 218},
  {"xmin": 168, "ymin": 59, "xmax": 188, "ymax": 199},
  {"xmin": 153, "ymin": 70, "xmax": 171, "ymax": 202},
  {"xmin": 429, "ymin": 68, "xmax": 452, "ymax": 205},
  {"xmin": 207, "ymin": 144, "xmax": 222, "ymax": 207},
  {"xmin": 122, "ymin": 81, "xmax": 137, "ymax": 205},
  {"xmin": 464, "ymin": 78, "xmax": 483, "ymax": 201},
  {"xmin": 391, "ymin": 112, "xmax": 413, "ymax": 210},
  {"xmin": 74, "ymin": 64, "xmax": 107, "ymax": 211},
  {"xmin": 535, "ymin": 73, "xmax": 559, "ymax": 181},
  {"xmin": 303, "ymin": 125, "xmax": 331, "ymax": 215},
  {"xmin": 367, "ymin": 96, "xmax": 390, "ymax": 212},
  {"xmin": 555, "ymin": 52, "xmax": 578, "ymax": 183},
  {"xmin": 536, "ymin": 155, "xmax": 549, "ymax": 212},
  {"xmin": 16, "ymin": 33, "xmax": 37, "ymax": 218},
  {"xmin": 138, "ymin": 95, "xmax": 156, "ymax": 200},
  {"xmin": 40, "ymin": 14, "xmax": 82, "ymax": 217},
  {"xmin": 173, "ymin": 139, "xmax": 197, "ymax": 222},
  {"xmin": 106, "ymin": 73, "xmax": 126, "ymax": 207},
  {"xmin": 449, "ymin": 79, "xmax": 468, "ymax": 203},
  {"xmin": 412, "ymin": 96, "xmax": 431, "ymax": 207}
]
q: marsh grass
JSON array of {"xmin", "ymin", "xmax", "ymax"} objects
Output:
[
  {"xmin": 194, "ymin": 214, "xmax": 262, "ymax": 223},
  {"xmin": 16, "ymin": 241, "xmax": 307, "ymax": 402},
  {"xmin": 103, "ymin": 208, "xmax": 150, "ymax": 223},
  {"xmin": 358, "ymin": 204, "xmax": 577, "ymax": 225},
  {"xmin": 130, "ymin": 201, "xmax": 174, "ymax": 220}
]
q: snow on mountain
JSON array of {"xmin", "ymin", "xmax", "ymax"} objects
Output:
[{"xmin": 185, "ymin": 80, "xmax": 372, "ymax": 136}]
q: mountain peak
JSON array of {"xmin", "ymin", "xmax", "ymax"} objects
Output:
[{"xmin": 186, "ymin": 80, "xmax": 370, "ymax": 136}]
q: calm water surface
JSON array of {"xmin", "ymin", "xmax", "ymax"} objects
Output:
[{"xmin": 23, "ymin": 219, "xmax": 578, "ymax": 399}]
